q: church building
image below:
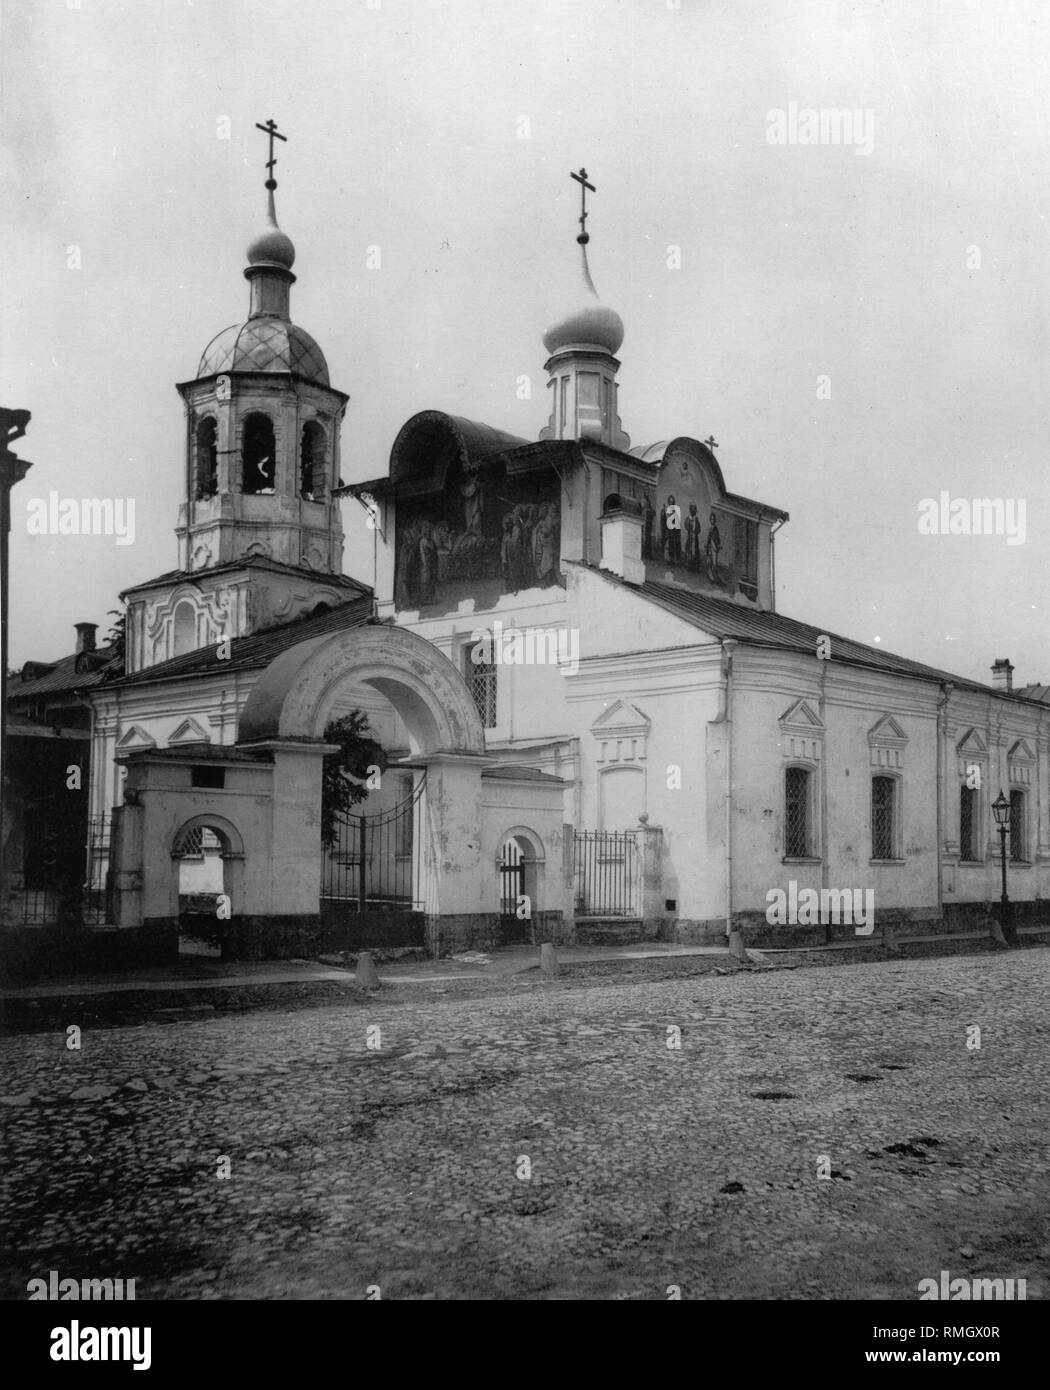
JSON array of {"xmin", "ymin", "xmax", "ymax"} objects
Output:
[{"xmin": 5, "ymin": 141, "xmax": 1048, "ymax": 974}]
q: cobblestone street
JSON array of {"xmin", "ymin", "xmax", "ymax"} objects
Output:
[{"xmin": 2, "ymin": 949, "xmax": 1048, "ymax": 1301}]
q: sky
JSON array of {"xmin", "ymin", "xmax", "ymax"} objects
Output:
[{"xmin": 1, "ymin": 0, "xmax": 1047, "ymax": 685}]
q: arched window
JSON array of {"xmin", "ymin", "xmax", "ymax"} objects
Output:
[
  {"xmin": 784, "ymin": 766, "xmax": 811, "ymax": 858},
  {"xmin": 1010, "ymin": 789, "xmax": 1027, "ymax": 862},
  {"xmin": 300, "ymin": 421, "xmax": 327, "ymax": 500},
  {"xmin": 960, "ymin": 784, "xmax": 980, "ymax": 862},
  {"xmin": 173, "ymin": 601, "xmax": 196, "ymax": 657},
  {"xmin": 871, "ymin": 775, "xmax": 898, "ymax": 860},
  {"xmin": 195, "ymin": 417, "xmax": 218, "ymax": 499},
  {"xmin": 242, "ymin": 413, "xmax": 275, "ymax": 494}
]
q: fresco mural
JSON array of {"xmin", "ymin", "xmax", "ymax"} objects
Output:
[
  {"xmin": 607, "ymin": 452, "xmax": 759, "ymax": 599},
  {"xmin": 395, "ymin": 462, "xmax": 563, "ymax": 612}
]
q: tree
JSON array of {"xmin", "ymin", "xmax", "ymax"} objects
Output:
[
  {"xmin": 321, "ymin": 711, "xmax": 388, "ymax": 847},
  {"xmin": 104, "ymin": 606, "xmax": 126, "ymax": 672}
]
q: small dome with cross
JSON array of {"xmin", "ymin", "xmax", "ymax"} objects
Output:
[{"xmin": 543, "ymin": 243, "xmax": 624, "ymax": 357}]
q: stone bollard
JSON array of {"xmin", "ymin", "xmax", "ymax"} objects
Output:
[
  {"xmin": 987, "ymin": 917, "xmax": 1010, "ymax": 950},
  {"xmin": 728, "ymin": 928, "xmax": 750, "ymax": 964},
  {"xmin": 355, "ymin": 951, "xmax": 381, "ymax": 988},
  {"xmin": 540, "ymin": 942, "xmax": 560, "ymax": 976}
]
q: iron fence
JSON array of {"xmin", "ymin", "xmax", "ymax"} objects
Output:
[{"xmin": 573, "ymin": 829, "xmax": 638, "ymax": 917}]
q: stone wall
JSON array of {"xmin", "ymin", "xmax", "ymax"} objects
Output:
[{"xmin": 0, "ymin": 923, "xmax": 178, "ymax": 986}]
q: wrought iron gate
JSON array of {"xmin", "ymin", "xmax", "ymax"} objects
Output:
[
  {"xmin": 17, "ymin": 810, "xmax": 110, "ymax": 926},
  {"xmin": 573, "ymin": 829, "xmax": 638, "ymax": 917},
  {"xmin": 321, "ymin": 771, "xmax": 428, "ymax": 912},
  {"xmin": 498, "ymin": 838, "xmax": 531, "ymax": 943}
]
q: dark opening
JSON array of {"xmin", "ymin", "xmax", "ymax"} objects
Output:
[
  {"xmin": 195, "ymin": 417, "xmax": 218, "ymax": 499},
  {"xmin": 300, "ymin": 421, "xmax": 327, "ymax": 501},
  {"xmin": 242, "ymin": 413, "xmax": 276, "ymax": 494},
  {"xmin": 191, "ymin": 766, "xmax": 226, "ymax": 789}
]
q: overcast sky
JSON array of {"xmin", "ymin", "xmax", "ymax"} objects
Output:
[{"xmin": 2, "ymin": 0, "xmax": 1047, "ymax": 685}]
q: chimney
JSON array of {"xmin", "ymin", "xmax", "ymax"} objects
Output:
[
  {"xmin": 991, "ymin": 658, "xmax": 1014, "ymax": 693},
  {"xmin": 75, "ymin": 622, "xmax": 97, "ymax": 655},
  {"xmin": 599, "ymin": 494, "xmax": 645, "ymax": 586}
]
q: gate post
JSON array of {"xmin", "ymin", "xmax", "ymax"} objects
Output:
[
  {"xmin": 636, "ymin": 819, "xmax": 665, "ymax": 939},
  {"xmin": 414, "ymin": 751, "xmax": 492, "ymax": 953}
]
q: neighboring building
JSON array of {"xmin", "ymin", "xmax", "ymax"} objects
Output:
[{"xmin": 1, "ymin": 623, "xmax": 117, "ymax": 930}]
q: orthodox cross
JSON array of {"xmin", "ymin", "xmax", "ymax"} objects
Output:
[
  {"xmin": 255, "ymin": 118, "xmax": 287, "ymax": 190},
  {"xmin": 704, "ymin": 436, "xmax": 719, "ymax": 451},
  {"xmin": 570, "ymin": 167, "xmax": 595, "ymax": 244}
]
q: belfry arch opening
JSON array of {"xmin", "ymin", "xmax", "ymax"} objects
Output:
[{"xmin": 242, "ymin": 413, "xmax": 276, "ymax": 495}]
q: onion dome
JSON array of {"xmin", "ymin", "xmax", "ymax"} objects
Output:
[
  {"xmin": 543, "ymin": 241, "xmax": 624, "ymax": 357},
  {"xmin": 247, "ymin": 188, "xmax": 296, "ymax": 269}
]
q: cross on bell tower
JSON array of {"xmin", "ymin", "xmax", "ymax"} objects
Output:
[
  {"xmin": 255, "ymin": 118, "xmax": 287, "ymax": 190},
  {"xmin": 570, "ymin": 167, "xmax": 595, "ymax": 245}
]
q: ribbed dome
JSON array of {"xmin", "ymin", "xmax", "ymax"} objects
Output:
[
  {"xmin": 197, "ymin": 319, "xmax": 329, "ymax": 384},
  {"xmin": 543, "ymin": 243, "xmax": 624, "ymax": 356}
]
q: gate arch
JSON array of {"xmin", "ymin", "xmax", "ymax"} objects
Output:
[{"xmin": 238, "ymin": 624, "xmax": 485, "ymax": 755}]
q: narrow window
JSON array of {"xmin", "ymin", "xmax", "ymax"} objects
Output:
[
  {"xmin": 1010, "ymin": 789, "xmax": 1026, "ymax": 862},
  {"xmin": 960, "ymin": 784, "xmax": 978, "ymax": 861},
  {"xmin": 463, "ymin": 648, "xmax": 497, "ymax": 729},
  {"xmin": 242, "ymin": 413, "xmax": 275, "ymax": 494},
  {"xmin": 784, "ymin": 767, "xmax": 810, "ymax": 858},
  {"xmin": 195, "ymin": 417, "xmax": 218, "ymax": 499},
  {"xmin": 172, "ymin": 601, "xmax": 196, "ymax": 657},
  {"xmin": 871, "ymin": 775, "xmax": 896, "ymax": 859},
  {"xmin": 395, "ymin": 774, "xmax": 414, "ymax": 857},
  {"xmin": 300, "ymin": 421, "xmax": 327, "ymax": 501}
]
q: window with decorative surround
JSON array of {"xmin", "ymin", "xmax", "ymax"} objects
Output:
[
  {"xmin": 778, "ymin": 699, "xmax": 823, "ymax": 859},
  {"xmin": 1007, "ymin": 740, "xmax": 1034, "ymax": 864},
  {"xmin": 956, "ymin": 728, "xmax": 988, "ymax": 864}
]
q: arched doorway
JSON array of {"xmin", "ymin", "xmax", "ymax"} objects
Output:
[
  {"xmin": 171, "ymin": 815, "xmax": 245, "ymax": 957},
  {"xmin": 496, "ymin": 827, "xmax": 545, "ymax": 944}
]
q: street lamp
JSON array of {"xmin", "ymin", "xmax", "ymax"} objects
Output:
[{"xmin": 990, "ymin": 790, "xmax": 1014, "ymax": 945}]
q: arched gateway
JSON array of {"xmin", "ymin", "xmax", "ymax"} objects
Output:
[
  {"xmin": 109, "ymin": 621, "xmax": 563, "ymax": 958},
  {"xmin": 238, "ymin": 623, "xmax": 485, "ymax": 755}
]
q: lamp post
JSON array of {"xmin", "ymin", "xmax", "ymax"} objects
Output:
[{"xmin": 990, "ymin": 790, "xmax": 1014, "ymax": 945}]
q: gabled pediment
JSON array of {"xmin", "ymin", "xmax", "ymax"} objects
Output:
[
  {"xmin": 869, "ymin": 714, "xmax": 908, "ymax": 746},
  {"xmin": 591, "ymin": 699, "xmax": 651, "ymax": 736},
  {"xmin": 1008, "ymin": 738, "xmax": 1035, "ymax": 763},
  {"xmin": 778, "ymin": 698, "xmax": 824, "ymax": 731},
  {"xmin": 956, "ymin": 727, "xmax": 988, "ymax": 756},
  {"xmin": 115, "ymin": 724, "xmax": 156, "ymax": 751},
  {"xmin": 168, "ymin": 718, "xmax": 210, "ymax": 746}
]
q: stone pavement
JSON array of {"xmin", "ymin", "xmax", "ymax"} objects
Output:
[{"xmin": 1, "ymin": 946, "xmax": 1047, "ymax": 1300}]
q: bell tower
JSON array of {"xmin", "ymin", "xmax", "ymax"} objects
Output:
[
  {"xmin": 122, "ymin": 122, "xmax": 364, "ymax": 676},
  {"xmin": 175, "ymin": 120, "xmax": 348, "ymax": 576}
]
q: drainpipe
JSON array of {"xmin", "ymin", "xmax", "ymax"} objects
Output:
[
  {"xmin": 769, "ymin": 517, "xmax": 785, "ymax": 610},
  {"xmin": 936, "ymin": 681, "xmax": 954, "ymax": 918},
  {"xmin": 722, "ymin": 639, "xmax": 738, "ymax": 943}
]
